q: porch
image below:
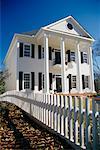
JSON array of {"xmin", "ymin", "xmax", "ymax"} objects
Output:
[{"xmin": 37, "ymin": 30, "xmax": 95, "ymax": 94}]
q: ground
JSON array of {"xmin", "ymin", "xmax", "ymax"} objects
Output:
[{"xmin": 0, "ymin": 101, "xmax": 74, "ymax": 150}]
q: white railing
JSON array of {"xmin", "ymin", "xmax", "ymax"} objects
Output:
[{"xmin": 0, "ymin": 91, "xmax": 99, "ymax": 150}]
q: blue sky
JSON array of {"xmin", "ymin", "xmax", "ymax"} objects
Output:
[{"xmin": 0, "ymin": 0, "xmax": 100, "ymax": 68}]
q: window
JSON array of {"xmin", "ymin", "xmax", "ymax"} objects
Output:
[
  {"xmin": 67, "ymin": 23, "xmax": 73, "ymax": 30},
  {"xmin": 84, "ymin": 76, "xmax": 89, "ymax": 88},
  {"xmin": 71, "ymin": 76, "xmax": 76, "ymax": 88},
  {"xmin": 42, "ymin": 48, "xmax": 44, "ymax": 58},
  {"xmin": 65, "ymin": 50, "xmax": 75, "ymax": 63},
  {"xmin": 83, "ymin": 52, "xmax": 87, "ymax": 63},
  {"xmin": 70, "ymin": 52, "xmax": 75, "ymax": 61},
  {"xmin": 24, "ymin": 73, "xmax": 30, "ymax": 89},
  {"xmin": 81, "ymin": 52, "xmax": 88, "ymax": 63},
  {"xmin": 24, "ymin": 45, "xmax": 31, "ymax": 57},
  {"xmin": 82, "ymin": 75, "xmax": 89, "ymax": 89}
]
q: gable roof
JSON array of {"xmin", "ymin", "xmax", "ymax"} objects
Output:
[
  {"xmin": 42, "ymin": 15, "xmax": 94, "ymax": 40},
  {"xmin": 21, "ymin": 29, "xmax": 39, "ymax": 36}
]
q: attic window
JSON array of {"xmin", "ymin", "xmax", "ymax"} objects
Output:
[{"xmin": 67, "ymin": 23, "xmax": 73, "ymax": 30}]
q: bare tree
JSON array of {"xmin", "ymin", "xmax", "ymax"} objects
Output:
[
  {"xmin": 92, "ymin": 39, "xmax": 100, "ymax": 79},
  {"xmin": 0, "ymin": 69, "xmax": 9, "ymax": 94}
]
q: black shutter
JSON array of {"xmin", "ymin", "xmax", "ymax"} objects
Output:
[
  {"xmin": 31, "ymin": 44, "xmax": 35, "ymax": 58},
  {"xmin": 82, "ymin": 75, "xmax": 85, "ymax": 89},
  {"xmin": 43, "ymin": 74, "xmax": 44, "ymax": 89},
  {"xmin": 31, "ymin": 72, "xmax": 34, "ymax": 90},
  {"xmin": 69, "ymin": 74, "xmax": 72, "ymax": 92},
  {"xmin": 38, "ymin": 45, "xmax": 41, "ymax": 59},
  {"xmin": 49, "ymin": 73, "xmax": 52, "ymax": 90},
  {"xmin": 49, "ymin": 47, "xmax": 52, "ymax": 60},
  {"xmin": 19, "ymin": 72, "xmax": 23, "ymax": 90},
  {"xmin": 81, "ymin": 52, "xmax": 83, "ymax": 63},
  {"xmin": 38, "ymin": 72, "xmax": 42, "ymax": 90},
  {"xmin": 67, "ymin": 50, "xmax": 70, "ymax": 62},
  {"xmin": 19, "ymin": 43, "xmax": 23, "ymax": 57}
]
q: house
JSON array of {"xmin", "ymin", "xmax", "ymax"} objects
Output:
[{"xmin": 4, "ymin": 16, "xmax": 95, "ymax": 94}]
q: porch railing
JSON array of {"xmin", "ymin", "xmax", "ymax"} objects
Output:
[{"xmin": 0, "ymin": 91, "xmax": 99, "ymax": 149}]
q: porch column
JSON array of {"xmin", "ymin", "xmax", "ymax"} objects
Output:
[
  {"xmin": 16, "ymin": 42, "xmax": 19, "ymax": 91},
  {"xmin": 60, "ymin": 37, "xmax": 66, "ymax": 92},
  {"xmin": 89, "ymin": 46, "xmax": 95, "ymax": 92},
  {"xmin": 76, "ymin": 42, "xmax": 82, "ymax": 93},
  {"xmin": 44, "ymin": 33, "xmax": 49, "ymax": 93}
]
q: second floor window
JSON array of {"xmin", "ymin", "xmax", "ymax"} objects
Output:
[
  {"xmin": 81, "ymin": 52, "xmax": 88, "ymax": 63},
  {"xmin": 70, "ymin": 52, "xmax": 75, "ymax": 61},
  {"xmin": 65, "ymin": 50, "xmax": 75, "ymax": 63},
  {"xmin": 24, "ymin": 45, "xmax": 31, "ymax": 57}
]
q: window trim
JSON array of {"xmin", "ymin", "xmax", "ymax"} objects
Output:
[{"xmin": 23, "ymin": 72, "xmax": 31, "ymax": 90}]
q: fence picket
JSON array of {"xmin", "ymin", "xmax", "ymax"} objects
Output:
[
  {"xmin": 79, "ymin": 97, "xmax": 85, "ymax": 148},
  {"xmin": 45, "ymin": 94, "xmax": 48, "ymax": 126},
  {"xmin": 73, "ymin": 96, "xmax": 79, "ymax": 145},
  {"xmin": 51, "ymin": 94, "xmax": 54, "ymax": 129},
  {"xmin": 69, "ymin": 96, "xmax": 73, "ymax": 142},
  {"xmin": 48, "ymin": 94, "xmax": 51, "ymax": 127},
  {"xmin": 43, "ymin": 94, "xmax": 46, "ymax": 124},
  {"xmin": 64, "ymin": 95, "xmax": 69, "ymax": 138},
  {"xmin": 61, "ymin": 95, "xmax": 64, "ymax": 136},
  {"xmin": 85, "ymin": 97, "xmax": 91, "ymax": 149},
  {"xmin": 92, "ymin": 99, "xmax": 97, "ymax": 150},
  {"xmin": 57, "ymin": 94, "xmax": 60, "ymax": 133},
  {"xmin": 54, "ymin": 94, "xmax": 57, "ymax": 131}
]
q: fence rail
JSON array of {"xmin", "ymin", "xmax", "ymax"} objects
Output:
[{"xmin": 0, "ymin": 91, "xmax": 99, "ymax": 150}]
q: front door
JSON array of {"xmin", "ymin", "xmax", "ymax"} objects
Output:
[{"xmin": 56, "ymin": 77, "xmax": 62, "ymax": 92}]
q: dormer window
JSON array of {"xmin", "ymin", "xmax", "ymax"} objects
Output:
[{"xmin": 67, "ymin": 23, "xmax": 73, "ymax": 30}]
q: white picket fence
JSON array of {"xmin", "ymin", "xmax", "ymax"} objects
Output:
[{"xmin": 0, "ymin": 91, "xmax": 99, "ymax": 149}]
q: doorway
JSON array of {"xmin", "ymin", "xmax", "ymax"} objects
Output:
[
  {"xmin": 55, "ymin": 51, "xmax": 61, "ymax": 64},
  {"xmin": 56, "ymin": 77, "xmax": 62, "ymax": 92}
]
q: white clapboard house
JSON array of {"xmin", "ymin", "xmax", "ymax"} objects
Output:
[{"xmin": 4, "ymin": 16, "xmax": 95, "ymax": 94}]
